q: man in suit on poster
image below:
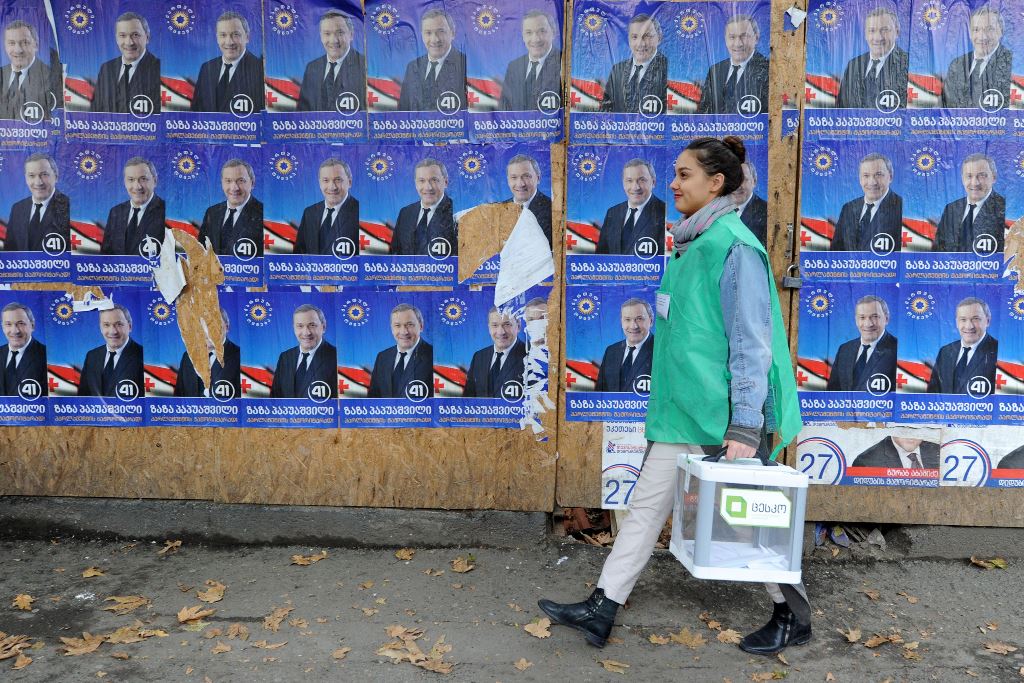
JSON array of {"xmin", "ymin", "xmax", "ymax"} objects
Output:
[
  {"xmin": 0, "ymin": 302, "xmax": 46, "ymax": 396},
  {"xmin": 198, "ymin": 159, "xmax": 264, "ymax": 257},
  {"xmin": 836, "ymin": 6, "xmax": 908, "ymax": 109},
  {"xmin": 831, "ymin": 152, "xmax": 902, "ymax": 252},
  {"xmin": 92, "ymin": 12, "xmax": 161, "ymax": 114},
  {"xmin": 297, "ymin": 10, "xmax": 366, "ymax": 112},
  {"xmin": 503, "ymin": 153, "xmax": 552, "ymax": 248},
  {"xmin": 391, "ymin": 158, "xmax": 457, "ymax": 256},
  {"xmin": 270, "ymin": 304, "xmax": 338, "ymax": 399},
  {"xmin": 499, "ymin": 10, "xmax": 561, "ymax": 112},
  {"xmin": 79, "ymin": 304, "xmax": 143, "ymax": 397},
  {"xmin": 998, "ymin": 445, "xmax": 1024, "ymax": 469},
  {"xmin": 595, "ymin": 298, "xmax": 654, "ymax": 393},
  {"xmin": 368, "ymin": 303, "xmax": 434, "ymax": 398},
  {"xmin": 294, "ymin": 158, "xmax": 359, "ymax": 256},
  {"xmin": 732, "ymin": 161, "xmax": 768, "ymax": 246},
  {"xmin": 0, "ymin": 20, "xmax": 54, "ymax": 121},
  {"xmin": 174, "ymin": 307, "xmax": 240, "ymax": 398},
  {"xmin": 464, "ymin": 307, "xmax": 527, "ymax": 398},
  {"xmin": 600, "ymin": 14, "xmax": 667, "ymax": 114},
  {"xmin": 101, "ymin": 157, "xmax": 165, "ymax": 256},
  {"xmin": 851, "ymin": 435, "xmax": 939, "ymax": 468},
  {"xmin": 191, "ymin": 11, "xmax": 264, "ymax": 113},
  {"xmin": 826, "ymin": 295, "xmax": 897, "ymax": 393},
  {"xmin": 697, "ymin": 14, "xmax": 769, "ymax": 115},
  {"xmin": 397, "ymin": 8, "xmax": 467, "ymax": 112},
  {"xmin": 942, "ymin": 4, "xmax": 1012, "ymax": 109},
  {"xmin": 5, "ymin": 152, "xmax": 70, "ymax": 252},
  {"xmin": 927, "ymin": 297, "xmax": 998, "ymax": 395},
  {"xmin": 596, "ymin": 159, "xmax": 666, "ymax": 256},
  {"xmin": 934, "ymin": 153, "xmax": 1005, "ymax": 253}
]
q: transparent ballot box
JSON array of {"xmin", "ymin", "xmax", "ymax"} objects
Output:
[{"xmin": 670, "ymin": 454, "xmax": 808, "ymax": 584}]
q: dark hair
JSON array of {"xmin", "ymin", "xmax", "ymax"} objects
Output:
[{"xmin": 684, "ymin": 136, "xmax": 746, "ymax": 196}]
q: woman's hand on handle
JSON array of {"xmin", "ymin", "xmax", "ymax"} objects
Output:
[{"xmin": 721, "ymin": 439, "xmax": 756, "ymax": 461}]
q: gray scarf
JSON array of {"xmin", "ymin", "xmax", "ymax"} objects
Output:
[{"xmin": 669, "ymin": 196, "xmax": 737, "ymax": 254}]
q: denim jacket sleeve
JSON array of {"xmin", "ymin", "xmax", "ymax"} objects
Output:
[{"xmin": 718, "ymin": 242, "xmax": 772, "ymax": 448}]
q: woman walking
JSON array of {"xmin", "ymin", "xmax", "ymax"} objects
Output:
[{"xmin": 538, "ymin": 136, "xmax": 807, "ymax": 655}]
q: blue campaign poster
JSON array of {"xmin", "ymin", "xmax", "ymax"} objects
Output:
[
  {"xmin": 263, "ymin": 0, "xmax": 368, "ymax": 142},
  {"xmin": 0, "ymin": 291, "xmax": 50, "ymax": 425},
  {"xmin": 1, "ymin": 0, "xmax": 61, "ymax": 144}
]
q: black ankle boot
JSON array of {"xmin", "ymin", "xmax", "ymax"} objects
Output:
[
  {"xmin": 738, "ymin": 601, "xmax": 812, "ymax": 655},
  {"xmin": 537, "ymin": 588, "xmax": 619, "ymax": 648}
]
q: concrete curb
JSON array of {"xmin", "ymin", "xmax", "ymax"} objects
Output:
[{"xmin": 0, "ymin": 496, "xmax": 550, "ymax": 549}]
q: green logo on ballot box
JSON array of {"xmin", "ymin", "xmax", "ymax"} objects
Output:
[{"xmin": 720, "ymin": 489, "xmax": 791, "ymax": 528}]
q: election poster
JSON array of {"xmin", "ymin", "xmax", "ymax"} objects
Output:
[
  {"xmin": 797, "ymin": 282, "xmax": 899, "ymax": 422},
  {"xmin": 799, "ymin": 139, "xmax": 903, "ymax": 282},
  {"xmin": 263, "ymin": 143, "xmax": 361, "ymax": 287},
  {"xmin": 995, "ymin": 285, "xmax": 1024, "ymax": 424},
  {"xmin": 601, "ymin": 421, "xmax": 646, "ymax": 509},
  {"xmin": 237, "ymin": 290, "xmax": 339, "ymax": 428},
  {"xmin": 463, "ymin": 0, "xmax": 564, "ymax": 143},
  {"xmin": 365, "ymin": 0, "xmax": 470, "ymax": 143},
  {"xmin": 60, "ymin": 141, "xmax": 165, "ymax": 286},
  {"xmin": 907, "ymin": 0, "xmax": 1024, "ymax": 115},
  {"xmin": 565, "ymin": 145, "xmax": 672, "ymax": 286},
  {"xmin": 50, "ymin": 0, "xmax": 161, "ymax": 144},
  {"xmin": 156, "ymin": 0, "xmax": 263, "ymax": 143},
  {"xmin": 0, "ymin": 291, "xmax": 50, "ymax": 426},
  {"xmin": 940, "ymin": 425, "xmax": 1024, "ymax": 488},
  {"xmin": 899, "ymin": 139, "xmax": 1017, "ymax": 281},
  {"xmin": 0, "ymin": 0, "xmax": 61, "ymax": 145},
  {"xmin": 564, "ymin": 285, "xmax": 657, "ymax": 422},
  {"xmin": 569, "ymin": 0, "xmax": 770, "ymax": 145},
  {"xmin": 0, "ymin": 145, "xmax": 72, "ymax": 282},
  {"xmin": 805, "ymin": 0, "xmax": 912, "ymax": 115},
  {"xmin": 162, "ymin": 142, "xmax": 263, "ymax": 287},
  {"xmin": 46, "ymin": 289, "xmax": 145, "ymax": 427},
  {"xmin": 141, "ymin": 290, "xmax": 242, "ymax": 428},
  {"xmin": 337, "ymin": 289, "xmax": 436, "ymax": 428},
  {"xmin": 263, "ymin": 0, "xmax": 368, "ymax": 143},
  {"xmin": 895, "ymin": 283, "xmax": 1002, "ymax": 423},
  {"xmin": 796, "ymin": 424, "xmax": 941, "ymax": 487},
  {"xmin": 433, "ymin": 284, "xmax": 549, "ymax": 429}
]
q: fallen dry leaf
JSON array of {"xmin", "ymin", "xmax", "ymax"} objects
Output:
[
  {"xmin": 648, "ymin": 634, "xmax": 670, "ymax": 645},
  {"xmin": 750, "ymin": 673, "xmax": 786, "ymax": 682},
  {"xmin": 291, "ymin": 550, "xmax": 328, "ymax": 566},
  {"xmin": 423, "ymin": 569, "xmax": 444, "ymax": 577},
  {"xmin": 450, "ymin": 583, "xmax": 463, "ymax": 590},
  {"xmin": 971, "ymin": 556, "xmax": 1009, "ymax": 570},
  {"xmin": 902, "ymin": 643, "xmax": 922, "ymax": 661},
  {"xmin": 102, "ymin": 596, "xmax": 150, "ymax": 616},
  {"xmin": 82, "ymin": 567, "xmax": 105, "ymax": 578},
  {"xmin": 332, "ymin": 646, "xmax": 351, "ymax": 660},
  {"xmin": 158, "ymin": 540, "xmax": 182, "ymax": 556},
  {"xmin": 110, "ymin": 652, "xmax": 129, "ymax": 661},
  {"xmin": 60, "ymin": 632, "xmax": 105, "ymax": 656},
  {"xmin": 717, "ymin": 629, "xmax": 742, "ymax": 645},
  {"xmin": 508, "ymin": 603, "xmax": 524, "ymax": 612},
  {"xmin": 838, "ymin": 627, "xmax": 862, "ymax": 643},
  {"xmin": 197, "ymin": 580, "xmax": 226, "ymax": 604},
  {"xmin": 670, "ymin": 627, "xmax": 706, "ymax": 649},
  {"xmin": 514, "ymin": 657, "xmax": 532, "ymax": 670},
  {"xmin": 12, "ymin": 595, "xmax": 34, "ymax": 611},
  {"xmin": 211, "ymin": 641, "xmax": 231, "ymax": 654},
  {"xmin": 361, "ymin": 608, "xmax": 378, "ymax": 617},
  {"xmin": 897, "ymin": 591, "xmax": 920, "ymax": 604},
  {"xmin": 203, "ymin": 628, "xmax": 222, "ymax": 640},
  {"xmin": 983, "ymin": 641, "xmax": 1018, "ymax": 655},
  {"xmin": 864, "ymin": 634, "xmax": 889, "ymax": 648},
  {"xmin": 826, "ymin": 673, "xmax": 836, "ymax": 682},
  {"xmin": 599, "ymin": 659, "xmax": 629, "ymax": 674},
  {"xmin": 12, "ymin": 653, "xmax": 31, "ymax": 669},
  {"xmin": 226, "ymin": 623, "xmax": 249, "ymax": 641},
  {"xmin": 96, "ymin": 671, "xmax": 107, "ymax": 678},
  {"xmin": 395, "ymin": 548, "xmax": 415, "ymax": 561},
  {"xmin": 524, "ymin": 618, "xmax": 551, "ymax": 639},
  {"xmin": 177, "ymin": 605, "xmax": 215, "ymax": 624},
  {"xmin": 252, "ymin": 640, "xmax": 287, "ymax": 649},
  {"xmin": 859, "ymin": 588, "xmax": 880, "ymax": 601},
  {"xmin": 263, "ymin": 606, "xmax": 294, "ymax": 632},
  {"xmin": 359, "ymin": 581, "xmax": 375, "ymax": 590},
  {"xmin": 289, "ymin": 618, "xmax": 309, "ymax": 629},
  {"xmin": 451, "ymin": 556, "xmax": 475, "ymax": 574},
  {"xmin": 986, "ymin": 621, "xmax": 999, "ymax": 631}
]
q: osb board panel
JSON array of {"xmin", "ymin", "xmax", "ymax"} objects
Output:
[
  {"xmin": 0, "ymin": 154, "xmax": 566, "ymax": 513},
  {"xmin": 555, "ymin": 0, "xmax": 808, "ymax": 507},
  {"xmin": 808, "ymin": 486, "xmax": 1024, "ymax": 527}
]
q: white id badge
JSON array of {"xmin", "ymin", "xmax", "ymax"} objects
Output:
[{"xmin": 656, "ymin": 292, "xmax": 670, "ymax": 320}]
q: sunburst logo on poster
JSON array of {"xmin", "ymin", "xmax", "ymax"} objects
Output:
[
  {"xmin": 270, "ymin": 152, "xmax": 298, "ymax": 181},
  {"xmin": 171, "ymin": 150, "xmax": 201, "ymax": 180},
  {"xmin": 676, "ymin": 10, "xmax": 704, "ymax": 38},
  {"xmin": 808, "ymin": 146, "xmax": 837, "ymax": 177},
  {"xmin": 572, "ymin": 151, "xmax": 603, "ymax": 181},
  {"xmin": 64, "ymin": 4, "xmax": 94, "ymax": 34},
  {"xmin": 245, "ymin": 298, "xmax": 273, "ymax": 327},
  {"xmin": 1008, "ymin": 294, "xmax": 1024, "ymax": 321},
  {"xmin": 49, "ymin": 298, "xmax": 76, "ymax": 325},
  {"xmin": 365, "ymin": 153, "xmax": 395, "ymax": 181},
  {"xmin": 343, "ymin": 298, "xmax": 370, "ymax": 327},
  {"xmin": 74, "ymin": 150, "xmax": 103, "ymax": 180},
  {"xmin": 439, "ymin": 296, "xmax": 468, "ymax": 326},
  {"xmin": 271, "ymin": 4, "xmax": 299, "ymax": 35},
  {"xmin": 920, "ymin": 1, "xmax": 945, "ymax": 30},
  {"xmin": 458, "ymin": 151, "xmax": 486, "ymax": 180},
  {"xmin": 148, "ymin": 299, "xmax": 174, "ymax": 326},
  {"xmin": 371, "ymin": 4, "xmax": 400, "ymax": 36},
  {"xmin": 571, "ymin": 291, "xmax": 601, "ymax": 320},
  {"xmin": 166, "ymin": 4, "xmax": 196, "ymax": 35},
  {"xmin": 910, "ymin": 146, "xmax": 941, "ymax": 177},
  {"xmin": 474, "ymin": 5, "xmax": 500, "ymax": 35},
  {"xmin": 804, "ymin": 288, "xmax": 834, "ymax": 318},
  {"xmin": 579, "ymin": 10, "xmax": 607, "ymax": 36},
  {"xmin": 904, "ymin": 290, "xmax": 936, "ymax": 320},
  {"xmin": 814, "ymin": 1, "xmax": 843, "ymax": 32}
]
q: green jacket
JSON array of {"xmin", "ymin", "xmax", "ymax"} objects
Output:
[{"xmin": 645, "ymin": 212, "xmax": 802, "ymax": 456}]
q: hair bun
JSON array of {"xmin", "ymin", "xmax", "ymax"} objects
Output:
[{"xmin": 722, "ymin": 135, "xmax": 746, "ymax": 164}]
